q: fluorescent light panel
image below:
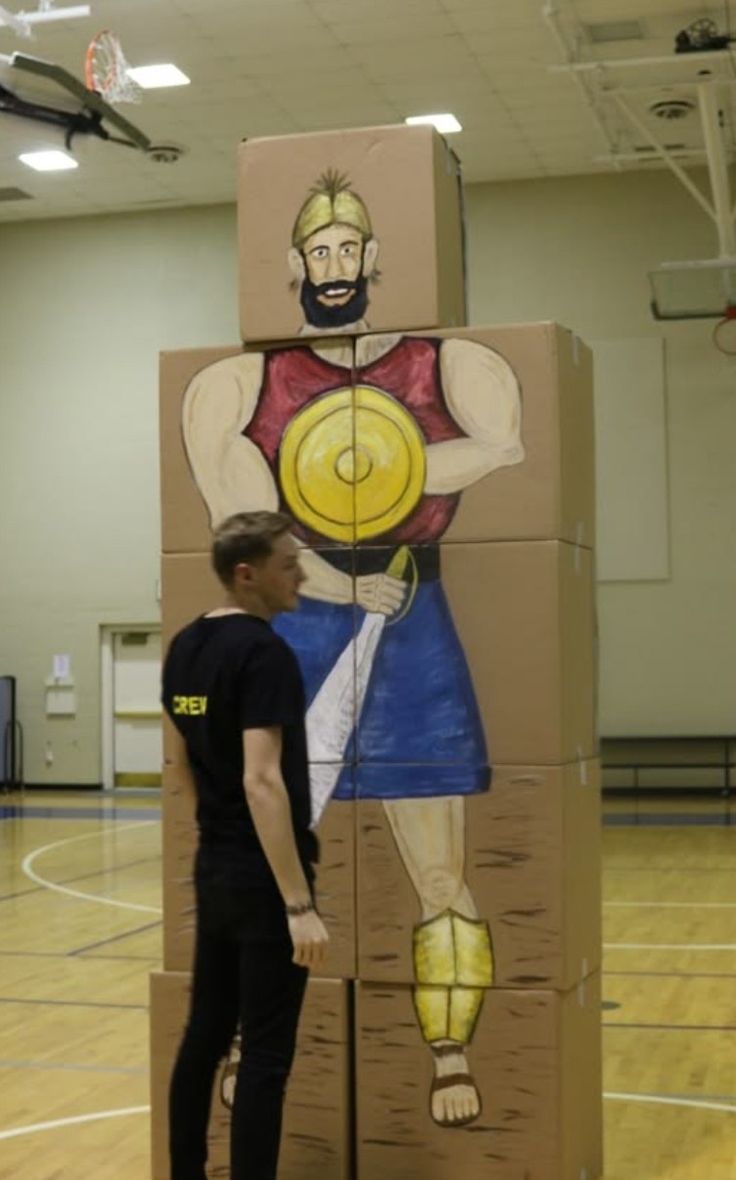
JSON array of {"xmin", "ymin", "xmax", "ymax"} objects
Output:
[
  {"xmin": 405, "ymin": 113, "xmax": 462, "ymax": 134},
  {"xmin": 126, "ymin": 64, "xmax": 190, "ymax": 89},
  {"xmin": 19, "ymin": 150, "xmax": 78, "ymax": 172}
]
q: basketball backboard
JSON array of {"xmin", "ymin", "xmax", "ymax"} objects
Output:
[
  {"xmin": 649, "ymin": 257, "xmax": 736, "ymax": 319},
  {"xmin": 0, "ymin": 51, "xmax": 150, "ymax": 150}
]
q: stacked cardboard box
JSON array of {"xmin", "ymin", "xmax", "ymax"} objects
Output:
[{"xmin": 152, "ymin": 124, "xmax": 602, "ymax": 1180}]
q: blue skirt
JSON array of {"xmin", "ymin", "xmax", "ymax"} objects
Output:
[{"xmin": 273, "ymin": 581, "xmax": 489, "ymax": 799}]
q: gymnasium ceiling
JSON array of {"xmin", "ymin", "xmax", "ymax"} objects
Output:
[{"xmin": 0, "ymin": 0, "xmax": 734, "ymax": 222}]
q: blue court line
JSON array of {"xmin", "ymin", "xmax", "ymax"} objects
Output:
[
  {"xmin": 1, "ymin": 803, "xmax": 730, "ymax": 827},
  {"xmin": 604, "ymin": 812, "xmax": 733, "ymax": 826},
  {"xmin": 0, "ymin": 805, "xmax": 161, "ymax": 821},
  {"xmin": 70, "ymin": 920, "xmax": 162, "ymax": 958}
]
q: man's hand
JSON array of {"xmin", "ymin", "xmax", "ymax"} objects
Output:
[
  {"xmin": 355, "ymin": 573, "xmax": 406, "ymax": 616},
  {"xmin": 287, "ymin": 909, "xmax": 330, "ymax": 969}
]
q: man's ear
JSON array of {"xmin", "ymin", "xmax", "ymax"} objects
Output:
[
  {"xmin": 362, "ymin": 237, "xmax": 379, "ymax": 277},
  {"xmin": 233, "ymin": 561, "xmax": 256, "ymax": 589},
  {"xmin": 288, "ymin": 247, "xmax": 306, "ymax": 284}
]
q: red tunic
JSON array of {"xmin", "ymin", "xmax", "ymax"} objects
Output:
[{"xmin": 244, "ymin": 337, "xmax": 464, "ymax": 545}]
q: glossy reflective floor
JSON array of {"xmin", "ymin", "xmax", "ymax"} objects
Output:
[{"xmin": 0, "ymin": 789, "xmax": 734, "ymax": 1180}]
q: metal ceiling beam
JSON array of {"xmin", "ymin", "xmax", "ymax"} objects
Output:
[
  {"xmin": 697, "ymin": 80, "xmax": 736, "ymax": 256},
  {"xmin": 542, "ymin": 3, "xmax": 619, "ymax": 156},
  {"xmin": 608, "ymin": 90, "xmax": 717, "ymax": 223}
]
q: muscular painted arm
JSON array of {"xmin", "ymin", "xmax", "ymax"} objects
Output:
[
  {"xmin": 424, "ymin": 338, "xmax": 525, "ymax": 494},
  {"xmin": 182, "ymin": 355, "xmax": 357, "ymax": 604}
]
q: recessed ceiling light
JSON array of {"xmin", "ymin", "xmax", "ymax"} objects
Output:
[
  {"xmin": 19, "ymin": 150, "xmax": 78, "ymax": 172},
  {"xmin": 126, "ymin": 64, "xmax": 190, "ymax": 89},
  {"xmin": 405, "ymin": 113, "xmax": 462, "ymax": 134}
]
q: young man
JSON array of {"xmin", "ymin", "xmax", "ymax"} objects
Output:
[{"xmin": 162, "ymin": 510, "xmax": 329, "ymax": 1180}]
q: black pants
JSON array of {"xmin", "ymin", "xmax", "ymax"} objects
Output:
[{"xmin": 169, "ymin": 849, "xmax": 310, "ymax": 1180}]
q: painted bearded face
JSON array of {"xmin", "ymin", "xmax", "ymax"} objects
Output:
[{"xmin": 292, "ymin": 222, "xmax": 378, "ymax": 329}]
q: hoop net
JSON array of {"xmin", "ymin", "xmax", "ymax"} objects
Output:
[
  {"xmin": 713, "ymin": 305, "xmax": 736, "ymax": 356},
  {"xmin": 85, "ymin": 30, "xmax": 141, "ymax": 104}
]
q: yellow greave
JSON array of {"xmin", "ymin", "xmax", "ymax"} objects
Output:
[
  {"xmin": 448, "ymin": 987, "xmax": 485, "ymax": 1044},
  {"xmin": 412, "ymin": 910, "xmax": 493, "ymax": 1045},
  {"xmin": 414, "ymin": 910, "xmax": 494, "ymax": 988}
]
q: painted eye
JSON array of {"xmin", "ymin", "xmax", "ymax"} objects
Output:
[{"xmin": 311, "ymin": 246, "xmax": 329, "ymax": 260}]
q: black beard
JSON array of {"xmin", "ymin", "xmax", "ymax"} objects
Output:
[{"xmin": 299, "ymin": 274, "xmax": 369, "ymax": 329}]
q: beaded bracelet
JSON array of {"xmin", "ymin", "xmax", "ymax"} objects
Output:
[{"xmin": 285, "ymin": 901, "xmax": 315, "ymax": 917}]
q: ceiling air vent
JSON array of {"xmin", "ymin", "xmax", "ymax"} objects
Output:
[
  {"xmin": 0, "ymin": 187, "xmax": 32, "ymax": 202},
  {"xmin": 584, "ymin": 20, "xmax": 645, "ymax": 44},
  {"xmin": 650, "ymin": 98, "xmax": 696, "ymax": 120}
]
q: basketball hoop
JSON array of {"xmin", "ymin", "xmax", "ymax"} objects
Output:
[
  {"xmin": 85, "ymin": 30, "xmax": 141, "ymax": 103},
  {"xmin": 713, "ymin": 305, "xmax": 736, "ymax": 355}
]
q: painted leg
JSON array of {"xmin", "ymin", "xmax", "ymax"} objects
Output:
[
  {"xmin": 219, "ymin": 1033, "xmax": 241, "ymax": 1110},
  {"xmin": 382, "ymin": 796, "xmax": 493, "ymax": 1128}
]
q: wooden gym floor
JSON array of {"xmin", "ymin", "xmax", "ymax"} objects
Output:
[{"xmin": 0, "ymin": 790, "xmax": 734, "ymax": 1180}]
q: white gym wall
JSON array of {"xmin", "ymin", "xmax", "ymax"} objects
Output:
[{"xmin": 0, "ymin": 165, "xmax": 733, "ymax": 782}]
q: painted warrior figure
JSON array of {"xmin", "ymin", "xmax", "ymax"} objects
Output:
[{"xmin": 182, "ymin": 172, "xmax": 525, "ymax": 1127}]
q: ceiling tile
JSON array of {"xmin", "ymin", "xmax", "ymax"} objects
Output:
[{"xmin": 1, "ymin": 0, "xmax": 726, "ymax": 221}]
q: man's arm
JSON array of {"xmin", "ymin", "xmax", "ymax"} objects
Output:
[
  {"xmin": 424, "ymin": 338, "xmax": 525, "ymax": 494},
  {"xmin": 243, "ymin": 726, "xmax": 328, "ymax": 968}
]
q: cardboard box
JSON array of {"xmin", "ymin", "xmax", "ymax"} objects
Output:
[
  {"xmin": 161, "ymin": 765, "xmax": 357, "ymax": 980},
  {"xmin": 160, "ymin": 323, "xmax": 593, "ymax": 556},
  {"xmin": 356, "ymin": 974, "xmax": 602, "ymax": 1180},
  {"xmin": 150, "ymin": 971, "xmax": 351, "ymax": 1180},
  {"xmin": 159, "ymin": 340, "xmax": 358, "ymax": 555},
  {"xmin": 357, "ymin": 759, "xmax": 601, "ymax": 989},
  {"xmin": 443, "ymin": 539, "xmax": 596, "ymax": 766},
  {"xmin": 160, "ymin": 551, "xmax": 221, "ymax": 655},
  {"xmin": 404, "ymin": 322, "xmax": 595, "ymax": 547},
  {"xmin": 237, "ymin": 124, "xmax": 466, "ymax": 343},
  {"xmin": 159, "ymin": 345, "xmax": 240, "ymax": 556},
  {"xmin": 356, "ymin": 540, "xmax": 596, "ymax": 767},
  {"xmin": 162, "ymin": 539, "xmax": 596, "ymax": 771}
]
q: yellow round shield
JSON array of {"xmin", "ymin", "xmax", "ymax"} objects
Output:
[{"xmin": 279, "ymin": 385, "xmax": 426, "ymax": 542}]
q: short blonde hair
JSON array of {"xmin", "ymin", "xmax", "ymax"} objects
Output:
[{"xmin": 211, "ymin": 511, "xmax": 293, "ymax": 586}]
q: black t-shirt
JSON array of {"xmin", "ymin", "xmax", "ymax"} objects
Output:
[{"xmin": 162, "ymin": 613, "xmax": 318, "ymax": 873}]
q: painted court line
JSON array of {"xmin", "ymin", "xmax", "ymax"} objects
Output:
[
  {"xmin": 605, "ymin": 1092, "xmax": 736, "ymax": 1114},
  {"xmin": 0, "ymin": 1057, "xmax": 145, "ymax": 1075},
  {"xmin": 605, "ymin": 900, "xmax": 736, "ymax": 908},
  {"xmin": 604, "ymin": 1022, "xmax": 736, "ymax": 1032},
  {"xmin": 0, "ymin": 854, "xmax": 161, "ymax": 905},
  {"xmin": 70, "ymin": 918, "xmax": 162, "ymax": 957},
  {"xmin": 0, "ymin": 1105, "xmax": 150, "ymax": 1141},
  {"xmin": 1, "ymin": 1096, "xmax": 732, "ymax": 1143},
  {"xmin": 21, "ymin": 822, "xmax": 163, "ymax": 915},
  {"xmin": 0, "ymin": 996, "xmax": 147, "ymax": 1011},
  {"xmin": 605, "ymin": 942, "xmax": 736, "ymax": 951}
]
